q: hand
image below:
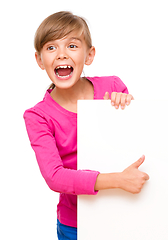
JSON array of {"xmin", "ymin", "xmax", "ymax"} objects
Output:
[
  {"xmin": 118, "ymin": 155, "xmax": 149, "ymax": 194},
  {"xmin": 103, "ymin": 92, "xmax": 134, "ymax": 109}
]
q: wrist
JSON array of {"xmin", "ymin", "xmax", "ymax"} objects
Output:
[{"xmin": 94, "ymin": 172, "xmax": 121, "ymax": 191}]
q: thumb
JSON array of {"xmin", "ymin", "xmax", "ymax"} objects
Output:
[
  {"xmin": 131, "ymin": 155, "xmax": 145, "ymax": 168},
  {"xmin": 103, "ymin": 92, "xmax": 110, "ymax": 100}
]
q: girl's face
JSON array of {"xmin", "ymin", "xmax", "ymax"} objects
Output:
[{"xmin": 35, "ymin": 32, "xmax": 95, "ymax": 90}]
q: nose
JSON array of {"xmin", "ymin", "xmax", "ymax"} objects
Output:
[{"xmin": 56, "ymin": 47, "xmax": 68, "ymax": 60}]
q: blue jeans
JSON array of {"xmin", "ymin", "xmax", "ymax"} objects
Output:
[{"xmin": 57, "ymin": 219, "xmax": 77, "ymax": 240}]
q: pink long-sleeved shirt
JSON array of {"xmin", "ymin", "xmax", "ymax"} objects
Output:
[{"xmin": 24, "ymin": 76, "xmax": 128, "ymax": 228}]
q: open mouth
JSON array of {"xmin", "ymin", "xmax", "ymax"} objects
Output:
[{"xmin": 54, "ymin": 65, "xmax": 73, "ymax": 78}]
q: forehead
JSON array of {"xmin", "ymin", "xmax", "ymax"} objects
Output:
[
  {"xmin": 58, "ymin": 31, "xmax": 85, "ymax": 42},
  {"xmin": 44, "ymin": 31, "xmax": 86, "ymax": 47}
]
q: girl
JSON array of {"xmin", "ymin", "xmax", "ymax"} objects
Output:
[{"xmin": 24, "ymin": 11, "xmax": 149, "ymax": 240}]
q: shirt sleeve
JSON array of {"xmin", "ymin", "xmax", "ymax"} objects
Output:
[
  {"xmin": 112, "ymin": 76, "xmax": 129, "ymax": 94},
  {"xmin": 23, "ymin": 108, "xmax": 99, "ymax": 196}
]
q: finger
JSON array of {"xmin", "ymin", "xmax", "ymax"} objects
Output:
[
  {"xmin": 115, "ymin": 92, "xmax": 122, "ymax": 109},
  {"xmin": 131, "ymin": 155, "xmax": 145, "ymax": 168},
  {"xmin": 144, "ymin": 173, "xmax": 150, "ymax": 181},
  {"xmin": 126, "ymin": 94, "xmax": 134, "ymax": 106},
  {"xmin": 111, "ymin": 92, "xmax": 117, "ymax": 106},
  {"xmin": 120, "ymin": 93, "xmax": 127, "ymax": 110},
  {"xmin": 103, "ymin": 92, "xmax": 110, "ymax": 100}
]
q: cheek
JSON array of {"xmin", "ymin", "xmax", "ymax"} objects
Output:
[
  {"xmin": 72, "ymin": 49, "xmax": 86, "ymax": 61},
  {"xmin": 42, "ymin": 57, "xmax": 50, "ymax": 68},
  {"xmin": 75, "ymin": 52, "xmax": 86, "ymax": 68},
  {"xmin": 41, "ymin": 52, "xmax": 55, "ymax": 68}
]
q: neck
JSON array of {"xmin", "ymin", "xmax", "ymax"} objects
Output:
[
  {"xmin": 54, "ymin": 77, "xmax": 86, "ymax": 103},
  {"xmin": 50, "ymin": 77, "xmax": 94, "ymax": 113}
]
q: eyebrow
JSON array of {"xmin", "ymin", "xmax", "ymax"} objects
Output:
[
  {"xmin": 45, "ymin": 37, "xmax": 82, "ymax": 46},
  {"xmin": 68, "ymin": 37, "xmax": 82, "ymax": 42}
]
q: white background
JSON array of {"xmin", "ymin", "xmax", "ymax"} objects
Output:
[{"xmin": 0, "ymin": 0, "xmax": 168, "ymax": 239}]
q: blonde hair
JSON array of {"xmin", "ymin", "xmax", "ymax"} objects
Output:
[
  {"xmin": 34, "ymin": 11, "xmax": 92, "ymax": 53},
  {"xmin": 34, "ymin": 11, "xmax": 92, "ymax": 89}
]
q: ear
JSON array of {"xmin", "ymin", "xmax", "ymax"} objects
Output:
[
  {"xmin": 85, "ymin": 46, "xmax": 96, "ymax": 66},
  {"xmin": 35, "ymin": 52, "xmax": 45, "ymax": 70}
]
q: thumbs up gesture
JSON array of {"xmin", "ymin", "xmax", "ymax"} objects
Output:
[{"xmin": 119, "ymin": 155, "xmax": 149, "ymax": 194}]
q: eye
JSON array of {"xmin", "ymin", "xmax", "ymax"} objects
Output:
[
  {"xmin": 47, "ymin": 46, "xmax": 56, "ymax": 51},
  {"xmin": 68, "ymin": 45, "xmax": 77, "ymax": 49}
]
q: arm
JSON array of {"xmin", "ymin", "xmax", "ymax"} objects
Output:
[
  {"xmin": 24, "ymin": 109, "xmax": 99, "ymax": 195},
  {"xmin": 94, "ymin": 155, "xmax": 149, "ymax": 194}
]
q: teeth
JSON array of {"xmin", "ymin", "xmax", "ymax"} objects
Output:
[
  {"xmin": 55, "ymin": 65, "xmax": 73, "ymax": 78},
  {"xmin": 55, "ymin": 72, "xmax": 72, "ymax": 78},
  {"xmin": 56, "ymin": 65, "xmax": 72, "ymax": 70}
]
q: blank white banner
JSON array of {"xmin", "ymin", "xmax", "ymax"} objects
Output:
[{"xmin": 77, "ymin": 100, "xmax": 168, "ymax": 240}]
